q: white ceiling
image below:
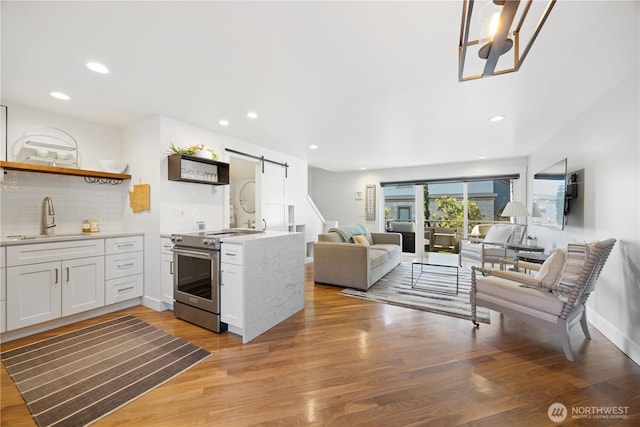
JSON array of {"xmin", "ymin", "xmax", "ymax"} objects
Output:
[{"xmin": 2, "ymin": 1, "xmax": 638, "ymax": 172}]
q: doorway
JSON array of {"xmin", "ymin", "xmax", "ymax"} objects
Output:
[{"xmin": 229, "ymin": 157, "xmax": 256, "ymax": 228}]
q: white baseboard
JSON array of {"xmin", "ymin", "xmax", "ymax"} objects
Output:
[
  {"xmin": 141, "ymin": 295, "xmax": 170, "ymax": 312},
  {"xmin": 588, "ymin": 308, "xmax": 640, "ymax": 366}
]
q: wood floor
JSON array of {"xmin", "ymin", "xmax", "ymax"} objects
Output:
[{"xmin": 2, "ymin": 265, "xmax": 639, "ymax": 426}]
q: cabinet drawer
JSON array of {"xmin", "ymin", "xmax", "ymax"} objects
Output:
[
  {"xmin": 105, "ymin": 235, "xmax": 144, "ymax": 255},
  {"xmin": 105, "ymin": 252, "xmax": 143, "ymax": 279},
  {"xmin": 7, "ymin": 239, "xmax": 105, "ymax": 267},
  {"xmin": 161, "ymin": 237, "xmax": 173, "ymax": 254},
  {"xmin": 1, "ymin": 247, "xmax": 5, "ymax": 269},
  {"xmin": 105, "ymin": 275, "xmax": 143, "ymax": 305},
  {"xmin": 221, "ymin": 242, "xmax": 243, "ymax": 265}
]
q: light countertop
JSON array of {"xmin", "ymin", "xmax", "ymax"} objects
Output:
[{"xmin": 1, "ymin": 230, "xmax": 144, "ymax": 246}]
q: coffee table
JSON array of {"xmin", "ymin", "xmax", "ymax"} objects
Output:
[{"xmin": 411, "ymin": 252, "xmax": 459, "ymax": 295}]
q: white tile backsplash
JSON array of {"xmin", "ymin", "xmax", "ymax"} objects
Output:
[{"xmin": 1, "ymin": 170, "xmax": 125, "ymax": 236}]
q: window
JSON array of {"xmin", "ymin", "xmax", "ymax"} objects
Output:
[
  {"xmin": 382, "ymin": 175, "xmax": 519, "ymax": 253},
  {"xmin": 398, "ymin": 206, "xmax": 411, "ymax": 220}
]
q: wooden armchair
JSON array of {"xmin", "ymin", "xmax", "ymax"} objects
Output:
[{"xmin": 470, "ymin": 238, "xmax": 616, "ymax": 361}]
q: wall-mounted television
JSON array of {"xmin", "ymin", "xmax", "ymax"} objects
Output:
[{"xmin": 532, "ymin": 158, "xmax": 567, "ymax": 230}]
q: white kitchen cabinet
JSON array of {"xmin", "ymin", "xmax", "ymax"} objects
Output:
[
  {"xmin": 221, "ymin": 263, "xmax": 243, "ymax": 329},
  {"xmin": 61, "ymin": 256, "xmax": 105, "ymax": 316},
  {"xmin": 105, "ymin": 274, "xmax": 143, "ymax": 305},
  {"xmin": 105, "ymin": 251, "xmax": 143, "ymax": 279},
  {"xmin": 105, "ymin": 235, "xmax": 143, "ymax": 255},
  {"xmin": 160, "ymin": 237, "xmax": 174, "ymax": 305},
  {"xmin": 7, "ymin": 261, "xmax": 61, "ymax": 328},
  {"xmin": 1, "ymin": 247, "xmax": 7, "ymax": 333},
  {"xmin": 105, "ymin": 236, "xmax": 143, "ymax": 304},
  {"xmin": 6, "ymin": 240, "xmax": 105, "ymax": 330},
  {"xmin": 220, "ymin": 242, "xmax": 244, "ymax": 330}
]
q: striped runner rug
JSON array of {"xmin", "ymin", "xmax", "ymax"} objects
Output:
[
  {"xmin": 341, "ymin": 263, "xmax": 491, "ymax": 324},
  {"xmin": 1, "ymin": 315, "xmax": 210, "ymax": 427}
]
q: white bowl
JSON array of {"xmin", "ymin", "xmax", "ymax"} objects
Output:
[{"xmin": 98, "ymin": 160, "xmax": 128, "ymax": 174}]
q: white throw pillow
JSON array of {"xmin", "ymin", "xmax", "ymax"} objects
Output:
[
  {"xmin": 535, "ymin": 249, "xmax": 566, "ymax": 289},
  {"xmin": 484, "ymin": 225, "xmax": 513, "ymax": 243}
]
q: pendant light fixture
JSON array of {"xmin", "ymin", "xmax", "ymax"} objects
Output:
[{"xmin": 458, "ymin": 0, "xmax": 556, "ymax": 82}]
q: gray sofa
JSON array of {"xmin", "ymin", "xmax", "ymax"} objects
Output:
[{"xmin": 313, "ymin": 225, "xmax": 402, "ymax": 290}]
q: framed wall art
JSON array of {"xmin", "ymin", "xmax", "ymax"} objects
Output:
[{"xmin": 365, "ymin": 184, "xmax": 376, "ymax": 221}]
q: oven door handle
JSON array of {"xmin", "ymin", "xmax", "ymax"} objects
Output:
[{"xmin": 172, "ymin": 248, "xmax": 218, "ymax": 259}]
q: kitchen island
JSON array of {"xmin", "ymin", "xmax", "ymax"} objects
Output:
[{"xmin": 219, "ymin": 230, "xmax": 305, "ymax": 343}]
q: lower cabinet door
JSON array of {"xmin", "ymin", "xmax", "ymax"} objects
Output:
[
  {"xmin": 221, "ymin": 263, "xmax": 243, "ymax": 328},
  {"xmin": 7, "ymin": 261, "xmax": 62, "ymax": 330},
  {"xmin": 62, "ymin": 256, "xmax": 105, "ymax": 316},
  {"xmin": 161, "ymin": 252, "xmax": 174, "ymax": 304}
]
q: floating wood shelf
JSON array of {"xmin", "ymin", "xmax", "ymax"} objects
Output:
[{"xmin": 0, "ymin": 161, "xmax": 132, "ymax": 180}]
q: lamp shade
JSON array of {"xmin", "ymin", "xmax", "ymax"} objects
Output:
[{"xmin": 501, "ymin": 201, "xmax": 530, "ymax": 218}]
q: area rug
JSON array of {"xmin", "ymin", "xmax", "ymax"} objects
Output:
[
  {"xmin": 341, "ymin": 263, "xmax": 490, "ymax": 324},
  {"xmin": 1, "ymin": 315, "xmax": 210, "ymax": 427}
]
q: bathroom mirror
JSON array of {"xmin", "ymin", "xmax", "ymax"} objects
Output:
[{"xmin": 239, "ymin": 181, "xmax": 256, "ymax": 213}]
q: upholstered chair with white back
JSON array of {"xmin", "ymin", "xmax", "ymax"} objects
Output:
[{"xmin": 458, "ymin": 223, "xmax": 526, "ymax": 267}]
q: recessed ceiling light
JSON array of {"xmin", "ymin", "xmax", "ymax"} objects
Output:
[
  {"xmin": 489, "ymin": 115, "xmax": 505, "ymax": 122},
  {"xmin": 86, "ymin": 62, "xmax": 109, "ymax": 74},
  {"xmin": 360, "ymin": 167, "xmax": 367, "ymax": 170},
  {"xmin": 308, "ymin": 145, "xmax": 318, "ymax": 150},
  {"xmin": 50, "ymin": 91, "xmax": 70, "ymax": 100},
  {"xmin": 478, "ymin": 156, "xmax": 488, "ymax": 160},
  {"xmin": 246, "ymin": 111, "xmax": 258, "ymax": 119},
  {"xmin": 219, "ymin": 119, "xmax": 229, "ymax": 126}
]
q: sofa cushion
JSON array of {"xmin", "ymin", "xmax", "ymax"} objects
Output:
[
  {"xmin": 328, "ymin": 224, "xmax": 371, "ymax": 243},
  {"xmin": 369, "ymin": 248, "xmax": 390, "ymax": 269},
  {"xmin": 352, "ymin": 235, "xmax": 369, "ymax": 246},
  {"xmin": 371, "ymin": 243, "xmax": 401, "ymax": 257},
  {"xmin": 318, "ymin": 232, "xmax": 344, "ymax": 243},
  {"xmin": 477, "ymin": 276, "xmax": 565, "ymax": 316},
  {"xmin": 484, "ymin": 224, "xmax": 513, "ymax": 243}
]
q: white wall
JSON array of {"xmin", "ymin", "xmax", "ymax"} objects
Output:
[
  {"xmin": 4, "ymin": 103, "xmax": 123, "ymax": 171},
  {"xmin": 310, "ymin": 157, "xmax": 528, "ymax": 233},
  {"xmin": 527, "ymin": 70, "xmax": 640, "ymax": 365},
  {"xmin": 121, "ymin": 115, "xmax": 310, "ymax": 309},
  {"xmin": 1, "ymin": 103, "xmax": 127, "ymax": 237}
]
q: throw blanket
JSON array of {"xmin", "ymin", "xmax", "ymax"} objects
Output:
[{"xmin": 329, "ymin": 224, "xmax": 369, "ymax": 242}]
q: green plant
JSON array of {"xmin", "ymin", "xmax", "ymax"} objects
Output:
[
  {"xmin": 384, "ymin": 207, "xmax": 392, "ymax": 219},
  {"xmin": 431, "ymin": 196, "xmax": 482, "ymax": 228},
  {"xmin": 168, "ymin": 143, "xmax": 217, "ymax": 160},
  {"xmin": 423, "ymin": 185, "xmax": 431, "ymax": 227}
]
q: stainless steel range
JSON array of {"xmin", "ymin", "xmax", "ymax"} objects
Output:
[
  {"xmin": 170, "ymin": 229, "xmax": 261, "ymax": 333},
  {"xmin": 171, "ymin": 231, "xmax": 234, "ymax": 333}
]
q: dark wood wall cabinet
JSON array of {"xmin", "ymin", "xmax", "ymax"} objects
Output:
[{"xmin": 167, "ymin": 154, "xmax": 230, "ymax": 185}]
